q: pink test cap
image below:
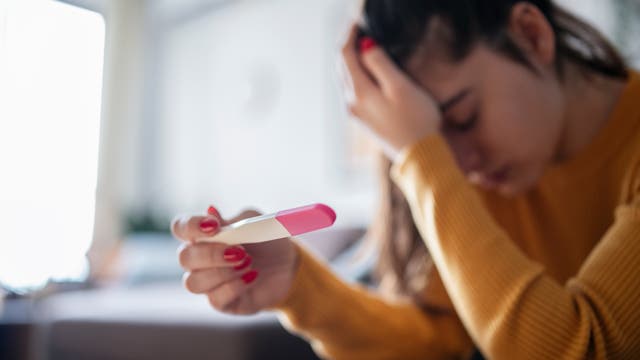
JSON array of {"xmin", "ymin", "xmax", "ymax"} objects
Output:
[{"xmin": 275, "ymin": 203, "xmax": 337, "ymax": 236}]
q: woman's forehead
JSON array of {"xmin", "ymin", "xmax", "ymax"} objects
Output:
[{"xmin": 404, "ymin": 46, "xmax": 484, "ymax": 103}]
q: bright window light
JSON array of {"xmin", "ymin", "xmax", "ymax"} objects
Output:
[{"xmin": 0, "ymin": 0, "xmax": 105, "ymax": 291}]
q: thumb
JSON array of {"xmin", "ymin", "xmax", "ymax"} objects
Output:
[{"xmin": 359, "ymin": 37, "xmax": 410, "ymax": 94}]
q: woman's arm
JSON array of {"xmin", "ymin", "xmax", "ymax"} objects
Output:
[
  {"xmin": 272, "ymin": 242, "xmax": 475, "ymax": 360},
  {"xmin": 391, "ymin": 134, "xmax": 640, "ymax": 359}
]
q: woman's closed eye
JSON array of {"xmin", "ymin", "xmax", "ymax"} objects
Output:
[{"xmin": 444, "ymin": 112, "xmax": 478, "ymax": 133}]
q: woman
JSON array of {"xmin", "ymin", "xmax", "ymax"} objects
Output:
[{"xmin": 171, "ymin": 1, "xmax": 640, "ymax": 358}]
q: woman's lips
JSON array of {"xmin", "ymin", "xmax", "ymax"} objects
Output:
[
  {"xmin": 488, "ymin": 166, "xmax": 510, "ymax": 184},
  {"xmin": 469, "ymin": 166, "xmax": 511, "ymax": 189}
]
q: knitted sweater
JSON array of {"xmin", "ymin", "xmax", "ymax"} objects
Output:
[{"xmin": 274, "ymin": 71, "xmax": 640, "ymax": 359}]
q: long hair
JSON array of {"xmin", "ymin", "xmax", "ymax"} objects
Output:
[{"xmin": 362, "ymin": 0, "xmax": 629, "ymax": 303}]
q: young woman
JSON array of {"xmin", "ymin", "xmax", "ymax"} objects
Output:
[{"xmin": 171, "ymin": 1, "xmax": 640, "ymax": 358}]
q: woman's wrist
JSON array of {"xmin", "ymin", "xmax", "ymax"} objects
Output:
[
  {"xmin": 392, "ymin": 131, "xmax": 441, "ymax": 165},
  {"xmin": 270, "ymin": 240, "xmax": 303, "ymax": 308}
]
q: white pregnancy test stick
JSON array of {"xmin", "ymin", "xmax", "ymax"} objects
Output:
[{"xmin": 196, "ymin": 203, "xmax": 336, "ymax": 245}]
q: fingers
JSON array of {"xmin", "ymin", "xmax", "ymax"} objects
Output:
[
  {"xmin": 172, "ymin": 206, "xmax": 260, "ymax": 242},
  {"xmin": 173, "ymin": 206, "xmax": 263, "ymax": 267},
  {"xmin": 205, "ymin": 270, "xmax": 259, "ymax": 311},
  {"xmin": 175, "ymin": 205, "xmax": 264, "ymax": 313},
  {"xmin": 338, "ymin": 21, "xmax": 412, "ymax": 100},
  {"xmin": 178, "ymin": 242, "xmax": 248, "ymax": 271},
  {"xmin": 359, "ymin": 40, "xmax": 410, "ymax": 96},
  {"xmin": 171, "ymin": 214, "xmax": 221, "ymax": 243},
  {"xmin": 183, "ymin": 261, "xmax": 253, "ymax": 294},
  {"xmin": 340, "ymin": 23, "xmax": 376, "ymax": 99}
]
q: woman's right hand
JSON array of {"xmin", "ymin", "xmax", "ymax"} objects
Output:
[{"xmin": 171, "ymin": 206, "xmax": 300, "ymax": 315}]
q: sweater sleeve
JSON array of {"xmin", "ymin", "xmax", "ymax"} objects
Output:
[
  {"xmin": 390, "ymin": 134, "xmax": 640, "ymax": 359},
  {"xmin": 271, "ymin": 242, "xmax": 475, "ymax": 360}
]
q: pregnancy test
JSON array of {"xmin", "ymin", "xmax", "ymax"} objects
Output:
[{"xmin": 196, "ymin": 203, "xmax": 336, "ymax": 245}]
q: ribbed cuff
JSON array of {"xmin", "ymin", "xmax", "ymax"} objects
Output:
[
  {"xmin": 268, "ymin": 241, "xmax": 346, "ymax": 323},
  {"xmin": 390, "ymin": 134, "xmax": 466, "ymax": 194}
]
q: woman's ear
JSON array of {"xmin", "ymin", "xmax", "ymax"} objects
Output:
[{"xmin": 507, "ymin": 2, "xmax": 556, "ymax": 67}]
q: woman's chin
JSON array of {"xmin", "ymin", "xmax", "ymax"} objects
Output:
[
  {"xmin": 496, "ymin": 174, "xmax": 539, "ymax": 197},
  {"xmin": 478, "ymin": 181, "xmax": 519, "ymax": 197},
  {"xmin": 470, "ymin": 173, "xmax": 525, "ymax": 196},
  {"xmin": 497, "ymin": 183, "xmax": 520, "ymax": 197},
  {"xmin": 467, "ymin": 167, "xmax": 538, "ymax": 197}
]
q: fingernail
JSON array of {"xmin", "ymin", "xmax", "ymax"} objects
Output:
[
  {"xmin": 223, "ymin": 247, "xmax": 246, "ymax": 262},
  {"xmin": 199, "ymin": 218, "xmax": 219, "ymax": 233},
  {"xmin": 233, "ymin": 256, "xmax": 252, "ymax": 271},
  {"xmin": 207, "ymin": 205, "xmax": 221, "ymax": 218},
  {"xmin": 241, "ymin": 270, "xmax": 258, "ymax": 284},
  {"xmin": 359, "ymin": 37, "xmax": 377, "ymax": 53}
]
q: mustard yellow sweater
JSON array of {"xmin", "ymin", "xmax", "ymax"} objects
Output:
[{"xmin": 273, "ymin": 71, "xmax": 640, "ymax": 359}]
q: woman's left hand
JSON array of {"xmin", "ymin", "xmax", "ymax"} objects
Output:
[{"xmin": 339, "ymin": 24, "xmax": 442, "ymax": 162}]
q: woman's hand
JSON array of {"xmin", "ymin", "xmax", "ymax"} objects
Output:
[
  {"xmin": 171, "ymin": 206, "xmax": 299, "ymax": 315},
  {"xmin": 339, "ymin": 24, "xmax": 442, "ymax": 162}
]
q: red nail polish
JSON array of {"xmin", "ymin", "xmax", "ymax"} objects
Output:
[
  {"xmin": 241, "ymin": 270, "xmax": 258, "ymax": 284},
  {"xmin": 223, "ymin": 247, "xmax": 246, "ymax": 262},
  {"xmin": 234, "ymin": 256, "xmax": 252, "ymax": 271},
  {"xmin": 199, "ymin": 218, "xmax": 219, "ymax": 233},
  {"xmin": 359, "ymin": 37, "xmax": 377, "ymax": 53},
  {"xmin": 207, "ymin": 205, "xmax": 221, "ymax": 218}
]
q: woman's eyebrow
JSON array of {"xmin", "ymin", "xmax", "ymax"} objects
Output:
[{"xmin": 439, "ymin": 89, "xmax": 470, "ymax": 112}]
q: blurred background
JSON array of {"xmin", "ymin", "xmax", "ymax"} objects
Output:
[{"xmin": 1, "ymin": 0, "xmax": 639, "ymax": 359}]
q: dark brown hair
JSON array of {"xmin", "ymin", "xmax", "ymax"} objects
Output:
[{"xmin": 362, "ymin": 0, "xmax": 629, "ymax": 303}]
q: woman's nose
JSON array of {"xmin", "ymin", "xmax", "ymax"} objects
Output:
[
  {"xmin": 449, "ymin": 137, "xmax": 483, "ymax": 174},
  {"xmin": 460, "ymin": 150, "xmax": 482, "ymax": 173}
]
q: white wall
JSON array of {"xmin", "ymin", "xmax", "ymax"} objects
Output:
[{"xmin": 149, "ymin": 0, "xmax": 377, "ymax": 227}]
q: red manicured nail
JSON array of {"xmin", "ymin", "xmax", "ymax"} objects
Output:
[
  {"xmin": 223, "ymin": 247, "xmax": 246, "ymax": 262},
  {"xmin": 199, "ymin": 218, "xmax": 219, "ymax": 233},
  {"xmin": 359, "ymin": 37, "xmax": 377, "ymax": 53},
  {"xmin": 207, "ymin": 205, "xmax": 221, "ymax": 218},
  {"xmin": 241, "ymin": 270, "xmax": 258, "ymax": 284},
  {"xmin": 234, "ymin": 256, "xmax": 252, "ymax": 271}
]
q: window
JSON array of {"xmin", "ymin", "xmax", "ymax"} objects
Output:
[{"xmin": 0, "ymin": 0, "xmax": 105, "ymax": 291}]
